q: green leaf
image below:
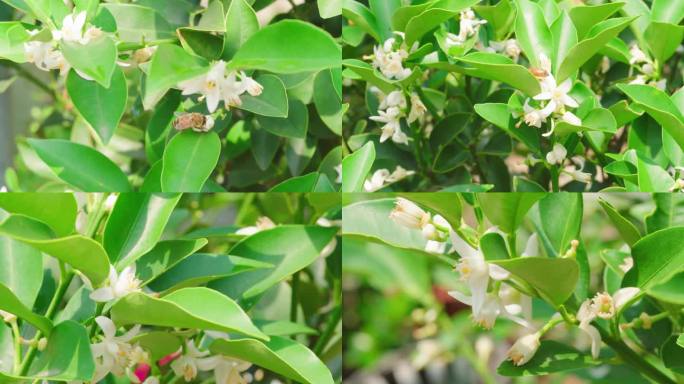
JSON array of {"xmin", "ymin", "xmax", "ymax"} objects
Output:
[
  {"xmin": 161, "ymin": 131, "xmax": 221, "ymax": 192},
  {"xmin": 623, "ymin": 227, "xmax": 684, "ymax": 289},
  {"xmin": 644, "ymin": 21, "xmax": 684, "ymax": 64},
  {"xmin": 497, "ymin": 340, "xmax": 601, "ymax": 376},
  {"xmin": 0, "ymin": 235, "xmax": 42, "ymax": 308},
  {"xmin": 478, "ymin": 193, "xmax": 545, "ymax": 233},
  {"xmin": 61, "ymin": 35, "xmax": 117, "ymax": 88},
  {"xmin": 474, "ymin": 103, "xmax": 541, "ymax": 153},
  {"xmin": 0, "ymin": 215, "xmax": 110, "ymax": 285},
  {"xmin": 255, "ymin": 320, "xmax": 317, "ymax": 337},
  {"xmin": 536, "ymin": 193, "xmax": 582, "ymax": 256},
  {"xmin": 662, "ymin": 335, "xmax": 684, "ymax": 374},
  {"xmin": 492, "ymin": 257, "xmax": 579, "ymax": 306},
  {"xmin": 110, "ymin": 287, "xmax": 268, "ymax": 340},
  {"xmin": 342, "ymin": 199, "xmax": 427, "ymax": 250},
  {"xmin": 342, "ymin": 59, "xmax": 397, "ymax": 94},
  {"xmin": 454, "ymin": 52, "xmax": 540, "ymax": 96},
  {"xmin": 177, "ymin": 28, "xmax": 224, "ymax": 60},
  {"xmin": 569, "ymin": 2, "xmax": 624, "ymax": 39},
  {"xmin": 647, "ymin": 272, "xmax": 684, "ymax": 304},
  {"xmin": 369, "ymin": 0, "xmax": 401, "ymax": 41},
  {"xmin": 0, "ymin": 283, "xmax": 52, "ymax": 335},
  {"xmin": 651, "ymin": 0, "xmax": 684, "ymax": 24},
  {"xmin": 514, "ymin": 0, "xmax": 552, "ymax": 68},
  {"xmin": 66, "ymin": 67, "xmax": 127, "ymax": 144},
  {"xmin": 598, "ymin": 198, "xmax": 641, "ymax": 247},
  {"xmin": 313, "ymin": 69, "xmax": 343, "ymax": 134},
  {"xmin": 318, "ymin": 0, "xmax": 340, "ymax": 18},
  {"xmin": 0, "ymin": 193, "xmax": 77, "ymax": 236},
  {"xmin": 556, "ymin": 17, "xmax": 635, "ymax": 81},
  {"xmin": 550, "ymin": 11, "xmax": 577, "ymax": 74},
  {"xmin": 397, "ymin": 192, "xmax": 462, "ymax": 230},
  {"xmin": 0, "ymin": 321, "xmax": 94, "ymax": 382},
  {"xmin": 136, "ymin": 238, "xmax": 208, "ymax": 284},
  {"xmin": 270, "ymin": 173, "xmax": 319, "ymax": 192},
  {"xmin": 209, "ymin": 226, "xmax": 338, "ymax": 301},
  {"xmin": 28, "ymin": 139, "xmax": 132, "ymax": 192},
  {"xmin": 256, "ymin": 99, "xmax": 308, "ymax": 138},
  {"xmin": 101, "ymin": 3, "xmax": 174, "ymax": 43},
  {"xmin": 342, "ymin": 0, "xmax": 380, "ymax": 41},
  {"xmin": 222, "ymin": 0, "xmax": 258, "ymax": 59},
  {"xmin": 238, "ymin": 74, "xmax": 288, "ymax": 118},
  {"xmin": 147, "ymin": 253, "xmax": 272, "ymax": 293},
  {"xmin": 646, "ymin": 194, "xmax": 684, "ymax": 233},
  {"xmin": 480, "ymin": 232, "xmax": 510, "ymax": 260},
  {"xmin": 104, "ymin": 193, "xmax": 181, "ymax": 268},
  {"xmin": 210, "ymin": 336, "xmax": 334, "ymax": 384},
  {"xmin": 0, "ymin": 22, "xmax": 30, "ymax": 63},
  {"xmin": 637, "ymin": 155, "xmax": 675, "ymax": 192},
  {"xmin": 404, "ymin": 0, "xmax": 480, "ymax": 45},
  {"xmin": 230, "ymin": 20, "xmax": 340, "ymax": 74},
  {"xmin": 144, "ymin": 44, "xmax": 209, "ymax": 109},
  {"xmin": 617, "ymin": 83, "xmax": 684, "ymax": 150},
  {"xmin": 474, "ymin": 0, "xmax": 515, "ymax": 41},
  {"xmin": 131, "ymin": 331, "xmax": 182, "ymax": 362},
  {"xmin": 341, "ymin": 141, "xmax": 375, "ymax": 192}
]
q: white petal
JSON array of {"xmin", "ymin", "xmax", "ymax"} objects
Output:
[
  {"xmin": 561, "ymin": 94, "xmax": 579, "ymax": 108},
  {"xmin": 118, "ymin": 324, "xmax": 141, "ymax": 342},
  {"xmin": 449, "ymin": 231, "xmax": 479, "ymax": 260},
  {"xmin": 522, "ymin": 233, "xmax": 538, "ymax": 257},
  {"xmin": 613, "ymin": 287, "xmax": 640, "ymax": 309},
  {"xmin": 558, "ymin": 78, "xmax": 572, "ymax": 93},
  {"xmin": 579, "ymin": 323, "xmax": 602, "ymax": 359},
  {"xmin": 533, "ymin": 92, "xmax": 552, "ymax": 101},
  {"xmin": 488, "ymin": 264, "xmax": 510, "ymax": 280},
  {"xmin": 90, "ymin": 288, "xmax": 115, "ymax": 303},
  {"xmin": 95, "ymin": 316, "xmax": 116, "ymax": 339},
  {"xmin": 447, "ymin": 290, "xmax": 472, "ymax": 306},
  {"xmin": 469, "ymin": 276, "xmax": 489, "ymax": 315}
]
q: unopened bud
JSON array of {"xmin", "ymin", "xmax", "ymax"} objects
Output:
[{"xmin": 37, "ymin": 337, "xmax": 48, "ymax": 351}]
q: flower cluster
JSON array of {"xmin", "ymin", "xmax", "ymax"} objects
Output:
[
  {"xmin": 178, "ymin": 61, "xmax": 264, "ymax": 113},
  {"xmin": 24, "ymin": 11, "xmax": 102, "ymax": 75},
  {"xmin": 369, "ymin": 89, "xmax": 427, "ymax": 145},
  {"xmin": 445, "ymin": 8, "xmax": 487, "ymax": 48},
  {"xmin": 389, "ymin": 198, "xmax": 451, "ymax": 244},
  {"xmin": 89, "ymin": 265, "xmax": 142, "ymax": 303},
  {"xmin": 628, "ymin": 45, "xmax": 666, "ymax": 90},
  {"xmin": 90, "ymin": 316, "xmax": 150, "ymax": 382},
  {"xmin": 170, "ymin": 340, "xmax": 252, "ymax": 384},
  {"xmin": 366, "ymin": 32, "xmax": 417, "ymax": 80},
  {"xmin": 544, "ymin": 143, "xmax": 593, "ymax": 185},
  {"xmin": 517, "ymin": 54, "xmax": 582, "ymax": 136},
  {"xmin": 363, "ymin": 165, "xmax": 415, "ymax": 192}
]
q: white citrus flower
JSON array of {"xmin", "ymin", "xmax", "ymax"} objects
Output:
[
  {"xmin": 562, "ymin": 111, "xmax": 582, "ymax": 126},
  {"xmin": 236, "ymin": 216, "xmax": 276, "ymax": 236},
  {"xmin": 386, "ymin": 165, "xmax": 415, "ymax": 183},
  {"xmin": 201, "ymin": 356, "xmax": 253, "ymax": 384},
  {"xmin": 507, "ymin": 332, "xmax": 541, "ymax": 366},
  {"xmin": 534, "ymin": 75, "xmax": 579, "ymax": 111},
  {"xmin": 363, "ymin": 169, "xmax": 390, "ymax": 192},
  {"xmin": 171, "ymin": 340, "xmax": 216, "ymax": 382},
  {"xmin": 545, "ymin": 143, "xmax": 567, "ymax": 165},
  {"xmin": 221, "ymin": 71, "xmax": 246, "ymax": 108},
  {"xmin": 240, "ymin": 72, "xmax": 263, "ymax": 96},
  {"xmin": 576, "ymin": 300, "xmax": 602, "ymax": 358},
  {"xmin": 629, "ymin": 44, "xmax": 649, "ymax": 65},
  {"xmin": 379, "ymin": 90, "xmax": 406, "ymax": 110},
  {"xmin": 91, "ymin": 316, "xmax": 141, "ymax": 381},
  {"xmin": 407, "ymin": 93, "xmax": 427, "ymax": 123},
  {"xmin": 523, "ymin": 99, "xmax": 554, "ymax": 128},
  {"xmin": 389, "ymin": 198, "xmax": 430, "ymax": 229},
  {"xmin": 90, "ymin": 265, "xmax": 142, "ymax": 303},
  {"xmin": 538, "ymin": 53, "xmax": 552, "ymax": 74},
  {"xmin": 178, "ymin": 61, "xmax": 226, "ymax": 113},
  {"xmin": 24, "ymin": 41, "xmax": 70, "ymax": 74}
]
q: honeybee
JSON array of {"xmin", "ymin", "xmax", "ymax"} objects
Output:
[
  {"xmin": 172, "ymin": 112, "xmax": 214, "ymax": 132},
  {"xmin": 529, "ymin": 67, "xmax": 549, "ymax": 78}
]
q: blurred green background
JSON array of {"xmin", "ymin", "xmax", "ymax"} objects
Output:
[{"xmin": 341, "ymin": 193, "xmax": 680, "ymax": 384}]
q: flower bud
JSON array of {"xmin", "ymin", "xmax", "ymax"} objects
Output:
[
  {"xmin": 37, "ymin": 337, "xmax": 48, "ymax": 351},
  {"xmin": 507, "ymin": 332, "xmax": 541, "ymax": 366},
  {"xmin": 0, "ymin": 310, "xmax": 17, "ymax": 323}
]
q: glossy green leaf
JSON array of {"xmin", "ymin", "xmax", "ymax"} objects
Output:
[
  {"xmin": 343, "ymin": 0, "xmax": 380, "ymax": 41},
  {"xmin": 0, "ymin": 193, "xmax": 77, "ymax": 236},
  {"xmin": 342, "ymin": 199, "xmax": 427, "ymax": 250},
  {"xmin": 0, "ymin": 233, "xmax": 43, "ymax": 309},
  {"xmin": 397, "ymin": 193, "xmax": 462, "ymax": 229},
  {"xmin": 111, "ymin": 287, "xmax": 268, "ymax": 340},
  {"xmin": 569, "ymin": 2, "xmax": 624, "ymax": 39},
  {"xmin": 637, "ymin": 155, "xmax": 675, "ymax": 192},
  {"xmin": 550, "ymin": 11, "xmax": 577, "ymax": 74},
  {"xmin": 369, "ymin": 0, "xmax": 400, "ymax": 41},
  {"xmin": 497, "ymin": 340, "xmax": 601, "ymax": 376},
  {"xmin": 647, "ymin": 272, "xmax": 684, "ymax": 304},
  {"xmin": 104, "ymin": 193, "xmax": 181, "ymax": 268},
  {"xmin": 101, "ymin": 3, "xmax": 174, "ymax": 43},
  {"xmin": 0, "ymin": 321, "xmax": 94, "ymax": 382},
  {"xmin": 135, "ymin": 238, "xmax": 208, "ymax": 284},
  {"xmin": 222, "ymin": 0, "xmax": 258, "ymax": 59},
  {"xmin": 230, "ymin": 20, "xmax": 340, "ymax": 74},
  {"xmin": 0, "ymin": 283, "xmax": 52, "ymax": 334},
  {"xmin": 454, "ymin": 52, "xmax": 540, "ymax": 96},
  {"xmin": 536, "ymin": 193, "xmax": 582, "ymax": 256},
  {"xmin": 177, "ymin": 28, "xmax": 224, "ymax": 60},
  {"xmin": 314, "ymin": 69, "xmax": 343, "ymax": 134},
  {"xmin": 0, "ymin": 214, "xmax": 110, "ymax": 285},
  {"xmin": 318, "ymin": 0, "xmax": 341, "ymax": 18},
  {"xmin": 341, "ymin": 141, "xmax": 375, "ymax": 192},
  {"xmin": 0, "ymin": 22, "xmax": 30, "ymax": 63},
  {"xmin": 623, "ymin": 227, "xmax": 684, "ymax": 289},
  {"xmin": 239, "ymin": 74, "xmax": 288, "ymax": 118},
  {"xmin": 662, "ymin": 335, "xmax": 684, "ymax": 374},
  {"xmin": 514, "ymin": 0, "xmax": 552, "ymax": 68},
  {"xmin": 556, "ymin": 17, "xmax": 635, "ymax": 81},
  {"xmin": 28, "ymin": 139, "xmax": 132, "ymax": 192},
  {"xmin": 478, "ymin": 193, "xmax": 545, "ymax": 233},
  {"xmin": 474, "ymin": 103, "xmax": 541, "ymax": 153},
  {"xmin": 161, "ymin": 131, "xmax": 221, "ymax": 192},
  {"xmin": 256, "ymin": 99, "xmax": 308, "ymax": 138},
  {"xmin": 210, "ymin": 336, "xmax": 334, "ymax": 384},
  {"xmin": 492, "ymin": 257, "xmax": 579, "ymax": 306},
  {"xmin": 269, "ymin": 173, "xmax": 320, "ymax": 192},
  {"xmin": 131, "ymin": 331, "xmax": 182, "ymax": 361},
  {"xmin": 651, "ymin": 0, "xmax": 684, "ymax": 24},
  {"xmin": 617, "ymin": 83, "xmax": 684, "ymax": 149},
  {"xmin": 148, "ymin": 253, "xmax": 272, "ymax": 293},
  {"xmin": 645, "ymin": 194, "xmax": 684, "ymax": 233},
  {"xmin": 480, "ymin": 232, "xmax": 509, "ymax": 261},
  {"xmin": 404, "ymin": 0, "xmax": 480, "ymax": 45},
  {"xmin": 66, "ymin": 67, "xmax": 127, "ymax": 144},
  {"xmin": 144, "ymin": 44, "xmax": 209, "ymax": 109},
  {"xmin": 598, "ymin": 198, "xmax": 641, "ymax": 247},
  {"xmin": 209, "ymin": 226, "xmax": 338, "ymax": 301},
  {"xmin": 644, "ymin": 21, "xmax": 684, "ymax": 64},
  {"xmin": 61, "ymin": 35, "xmax": 117, "ymax": 88}
]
